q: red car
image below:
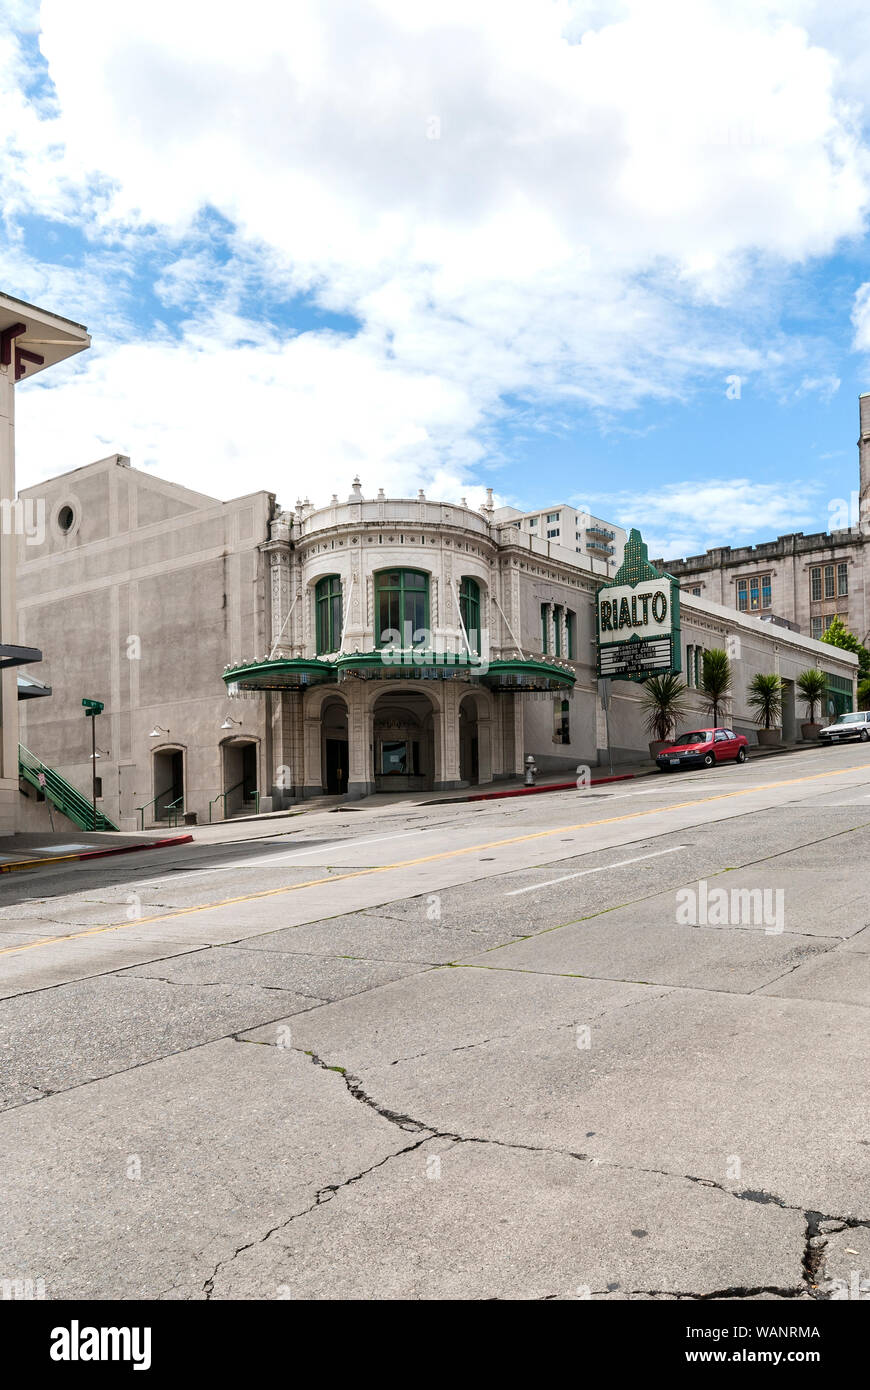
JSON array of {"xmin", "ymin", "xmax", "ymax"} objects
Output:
[{"xmin": 656, "ymin": 727, "xmax": 749, "ymax": 771}]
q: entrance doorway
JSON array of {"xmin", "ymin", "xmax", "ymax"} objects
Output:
[
  {"xmin": 459, "ymin": 698, "xmax": 480, "ymax": 784},
  {"xmin": 153, "ymin": 748, "xmax": 184, "ymax": 820},
  {"xmin": 321, "ymin": 696, "xmax": 349, "ymax": 793},
  {"xmin": 372, "ymin": 690, "xmax": 435, "ymax": 792},
  {"xmin": 222, "ymin": 740, "xmax": 259, "ymax": 816},
  {"xmin": 325, "ymin": 739, "xmax": 348, "ymax": 793}
]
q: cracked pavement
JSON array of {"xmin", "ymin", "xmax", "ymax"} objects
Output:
[{"xmin": 1, "ymin": 743, "xmax": 870, "ymax": 1300}]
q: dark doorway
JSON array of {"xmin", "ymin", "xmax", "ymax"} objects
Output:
[
  {"xmin": 325, "ymin": 738, "xmax": 349, "ymax": 794},
  {"xmin": 154, "ymin": 749, "xmax": 184, "ymax": 819},
  {"xmin": 222, "ymin": 739, "xmax": 259, "ymax": 815},
  {"xmin": 241, "ymin": 743, "xmax": 257, "ymax": 800}
]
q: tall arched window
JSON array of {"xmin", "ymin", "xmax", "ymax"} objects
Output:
[
  {"xmin": 459, "ymin": 577, "xmax": 481, "ymax": 655},
  {"xmin": 375, "ymin": 569, "xmax": 429, "ymax": 645},
  {"xmin": 315, "ymin": 575, "xmax": 343, "ymax": 654}
]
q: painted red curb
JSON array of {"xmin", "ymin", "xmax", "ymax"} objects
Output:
[
  {"xmin": 76, "ymin": 834, "xmax": 194, "ymax": 861},
  {"xmin": 467, "ymin": 772, "xmax": 642, "ymax": 802}
]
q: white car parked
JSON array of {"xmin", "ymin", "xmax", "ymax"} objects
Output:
[{"xmin": 820, "ymin": 711, "xmax": 870, "ymax": 744}]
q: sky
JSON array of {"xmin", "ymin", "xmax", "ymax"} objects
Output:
[{"xmin": 3, "ymin": 0, "xmax": 870, "ymax": 559}]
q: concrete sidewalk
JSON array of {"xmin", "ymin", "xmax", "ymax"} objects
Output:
[{"xmin": 0, "ymin": 830, "xmax": 193, "ymax": 873}]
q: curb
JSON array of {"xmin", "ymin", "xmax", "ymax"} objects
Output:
[
  {"xmin": 424, "ymin": 739, "xmax": 823, "ymax": 806},
  {"xmin": 466, "ymin": 771, "xmax": 651, "ymax": 802},
  {"xmin": 0, "ymin": 834, "xmax": 194, "ymax": 874},
  {"xmin": 423, "ymin": 770, "xmax": 654, "ymax": 805}
]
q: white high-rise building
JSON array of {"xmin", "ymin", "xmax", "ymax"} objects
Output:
[{"xmin": 492, "ymin": 503, "xmax": 627, "ymax": 575}]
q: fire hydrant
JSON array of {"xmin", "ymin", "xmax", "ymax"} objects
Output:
[{"xmin": 524, "ymin": 754, "xmax": 538, "ymax": 786}]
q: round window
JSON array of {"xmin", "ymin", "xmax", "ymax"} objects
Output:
[{"xmin": 57, "ymin": 505, "xmax": 75, "ymax": 533}]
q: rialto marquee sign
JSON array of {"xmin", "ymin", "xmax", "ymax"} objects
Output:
[{"xmin": 597, "ymin": 528, "xmax": 681, "ymax": 681}]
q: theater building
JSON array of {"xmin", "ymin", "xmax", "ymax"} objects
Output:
[{"xmin": 17, "ymin": 462, "xmax": 858, "ymax": 830}]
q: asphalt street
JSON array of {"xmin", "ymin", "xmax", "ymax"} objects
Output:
[{"xmin": 1, "ymin": 742, "xmax": 869, "ymax": 1300}]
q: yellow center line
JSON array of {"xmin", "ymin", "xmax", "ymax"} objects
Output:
[{"xmin": 1, "ymin": 760, "xmax": 867, "ymax": 961}]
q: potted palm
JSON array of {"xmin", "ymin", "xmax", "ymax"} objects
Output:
[
  {"xmin": 797, "ymin": 668, "xmax": 826, "ymax": 741},
  {"xmin": 641, "ymin": 673, "xmax": 689, "ymax": 759},
  {"xmin": 748, "ymin": 672, "xmax": 784, "ymax": 746},
  {"xmin": 700, "ymin": 648, "xmax": 732, "ymax": 726}
]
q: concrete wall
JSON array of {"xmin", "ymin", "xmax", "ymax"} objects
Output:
[{"xmin": 17, "ymin": 458, "xmax": 273, "ymax": 829}]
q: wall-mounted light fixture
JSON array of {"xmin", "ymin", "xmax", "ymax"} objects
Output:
[
  {"xmin": 149, "ymin": 725, "xmax": 169, "ymax": 738},
  {"xmin": 220, "ymin": 716, "xmax": 243, "ymax": 730}
]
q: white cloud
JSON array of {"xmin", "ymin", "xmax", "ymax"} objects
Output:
[
  {"xmin": 852, "ymin": 281, "xmax": 870, "ymax": 352},
  {"xmin": 14, "ymin": 325, "xmax": 490, "ymax": 506},
  {"xmin": 2, "ymin": 1, "xmax": 870, "ymax": 505},
  {"xmin": 590, "ymin": 476, "xmax": 823, "ymax": 558}
]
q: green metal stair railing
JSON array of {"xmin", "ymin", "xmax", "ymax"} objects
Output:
[
  {"xmin": 209, "ymin": 780, "xmax": 259, "ymax": 822},
  {"xmin": 136, "ymin": 788, "xmax": 184, "ymax": 831},
  {"xmin": 19, "ymin": 744, "xmax": 118, "ymax": 832}
]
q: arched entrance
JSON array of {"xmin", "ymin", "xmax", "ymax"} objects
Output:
[
  {"xmin": 152, "ymin": 746, "xmax": 185, "ymax": 820},
  {"xmin": 321, "ymin": 695, "xmax": 349, "ymax": 794},
  {"xmin": 221, "ymin": 737, "xmax": 259, "ymax": 816},
  {"xmin": 459, "ymin": 690, "xmax": 493, "ymax": 786},
  {"xmin": 372, "ymin": 688, "xmax": 436, "ymax": 792}
]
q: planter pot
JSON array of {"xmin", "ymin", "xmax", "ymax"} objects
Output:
[
  {"xmin": 756, "ymin": 728, "xmax": 782, "ymax": 747},
  {"xmin": 648, "ymin": 740, "xmax": 671, "ymax": 759},
  {"xmin": 801, "ymin": 722, "xmax": 822, "ymax": 742}
]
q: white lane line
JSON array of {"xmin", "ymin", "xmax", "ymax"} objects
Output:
[{"xmin": 504, "ymin": 844, "xmax": 688, "ymax": 896}]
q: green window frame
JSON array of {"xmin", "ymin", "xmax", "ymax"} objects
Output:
[
  {"xmin": 565, "ymin": 609, "xmax": 575, "ymax": 660},
  {"xmin": 459, "ymin": 577, "xmax": 481, "ymax": 655},
  {"xmin": 553, "ymin": 605, "xmax": 563, "ymax": 657},
  {"xmin": 540, "ymin": 603, "xmax": 549, "ymax": 654},
  {"xmin": 315, "ymin": 575, "xmax": 343, "ymax": 654},
  {"xmin": 375, "ymin": 569, "xmax": 429, "ymax": 646}
]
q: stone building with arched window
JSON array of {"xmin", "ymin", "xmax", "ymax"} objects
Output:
[
  {"xmin": 224, "ymin": 478, "xmax": 588, "ymax": 801},
  {"xmin": 16, "ymin": 461, "xmax": 858, "ymax": 828}
]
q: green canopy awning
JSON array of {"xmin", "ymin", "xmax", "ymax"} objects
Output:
[
  {"xmin": 222, "ymin": 658, "xmax": 338, "ymax": 692},
  {"xmin": 222, "ymin": 652, "xmax": 576, "ymax": 693},
  {"xmin": 480, "ymin": 658, "xmax": 576, "ymax": 692},
  {"xmin": 336, "ymin": 650, "xmax": 487, "ymax": 681}
]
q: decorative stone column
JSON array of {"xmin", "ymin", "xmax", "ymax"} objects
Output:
[
  {"xmin": 346, "ymin": 680, "xmax": 374, "ymax": 798},
  {"xmin": 503, "ymin": 694, "xmax": 524, "ymax": 776},
  {"xmin": 434, "ymin": 682, "xmax": 463, "ymax": 789},
  {"xmin": 265, "ymin": 521, "xmax": 295, "ymax": 657},
  {"xmin": 302, "ymin": 706, "xmax": 324, "ymax": 797},
  {"xmin": 272, "ymin": 690, "xmax": 303, "ymax": 805}
]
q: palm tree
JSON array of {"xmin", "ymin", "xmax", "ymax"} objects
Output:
[
  {"xmin": 700, "ymin": 648, "xmax": 732, "ymax": 725},
  {"xmin": 796, "ymin": 668, "xmax": 827, "ymax": 725},
  {"xmin": 641, "ymin": 673, "xmax": 690, "ymax": 746},
  {"xmin": 747, "ymin": 672, "xmax": 783, "ymax": 730}
]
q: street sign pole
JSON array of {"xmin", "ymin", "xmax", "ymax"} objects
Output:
[
  {"xmin": 90, "ymin": 709, "xmax": 97, "ymax": 830},
  {"xmin": 82, "ymin": 699, "xmax": 105, "ymax": 831}
]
